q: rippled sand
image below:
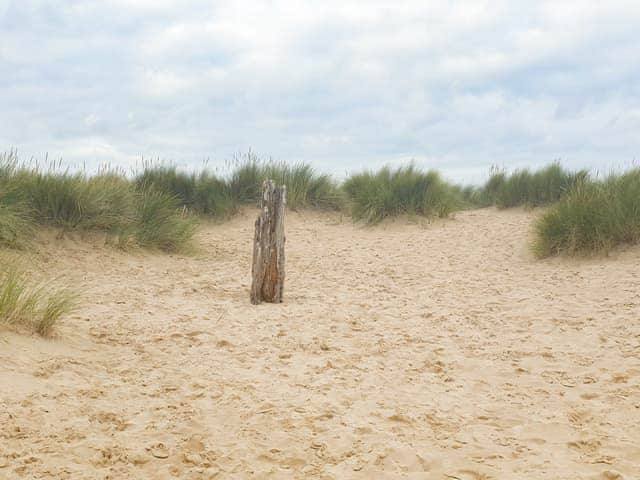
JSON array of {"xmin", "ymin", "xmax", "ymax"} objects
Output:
[{"xmin": 1, "ymin": 208, "xmax": 639, "ymax": 479}]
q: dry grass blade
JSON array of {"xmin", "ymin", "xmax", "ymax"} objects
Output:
[{"xmin": 0, "ymin": 261, "xmax": 78, "ymax": 337}]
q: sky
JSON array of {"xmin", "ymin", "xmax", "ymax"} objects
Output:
[{"xmin": 1, "ymin": 0, "xmax": 639, "ymax": 184}]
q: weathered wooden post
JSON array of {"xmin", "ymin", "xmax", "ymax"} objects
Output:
[{"xmin": 250, "ymin": 180, "xmax": 286, "ymax": 304}]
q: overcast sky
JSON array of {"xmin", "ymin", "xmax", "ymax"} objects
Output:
[{"xmin": 1, "ymin": 1, "xmax": 639, "ymax": 183}]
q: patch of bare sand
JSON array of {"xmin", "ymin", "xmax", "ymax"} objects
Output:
[{"xmin": 1, "ymin": 208, "xmax": 639, "ymax": 479}]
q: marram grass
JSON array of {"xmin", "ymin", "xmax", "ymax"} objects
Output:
[
  {"xmin": 0, "ymin": 153, "xmax": 198, "ymax": 252},
  {"xmin": 0, "ymin": 263, "xmax": 77, "ymax": 337},
  {"xmin": 136, "ymin": 155, "xmax": 344, "ymax": 214},
  {"xmin": 342, "ymin": 164, "xmax": 461, "ymax": 224},
  {"xmin": 8, "ymin": 149, "xmax": 640, "ymax": 259},
  {"xmin": 533, "ymin": 169, "xmax": 640, "ymax": 257},
  {"xmin": 131, "ymin": 188, "xmax": 198, "ymax": 252},
  {"xmin": 0, "ymin": 202, "xmax": 34, "ymax": 250},
  {"xmin": 481, "ymin": 162, "xmax": 588, "ymax": 209},
  {"xmin": 226, "ymin": 155, "xmax": 344, "ymax": 210}
]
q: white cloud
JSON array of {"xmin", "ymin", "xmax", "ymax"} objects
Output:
[
  {"xmin": 140, "ymin": 70, "xmax": 193, "ymax": 96},
  {"xmin": 1, "ymin": 0, "xmax": 639, "ymax": 183},
  {"xmin": 84, "ymin": 113, "xmax": 100, "ymax": 127}
]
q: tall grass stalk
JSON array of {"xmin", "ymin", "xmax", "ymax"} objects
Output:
[
  {"xmin": 136, "ymin": 155, "xmax": 344, "ymax": 213},
  {"xmin": 132, "ymin": 189, "xmax": 198, "ymax": 252},
  {"xmin": 227, "ymin": 154, "xmax": 344, "ymax": 210},
  {"xmin": 0, "ymin": 203, "xmax": 34, "ymax": 249},
  {"xmin": 0, "ymin": 264, "xmax": 77, "ymax": 337},
  {"xmin": 342, "ymin": 164, "xmax": 461, "ymax": 224},
  {"xmin": 481, "ymin": 163, "xmax": 588, "ymax": 209},
  {"xmin": 533, "ymin": 169, "xmax": 640, "ymax": 257},
  {"xmin": 135, "ymin": 166, "xmax": 236, "ymax": 218},
  {"xmin": 0, "ymin": 153, "xmax": 197, "ymax": 252}
]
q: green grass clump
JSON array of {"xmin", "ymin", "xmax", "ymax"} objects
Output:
[
  {"xmin": 480, "ymin": 168, "xmax": 507, "ymax": 206},
  {"xmin": 0, "ymin": 156, "xmax": 36, "ymax": 249},
  {"xmin": 342, "ymin": 164, "xmax": 460, "ymax": 224},
  {"xmin": 228, "ymin": 156, "xmax": 263, "ymax": 204},
  {"xmin": 455, "ymin": 185, "xmax": 487, "ymax": 208},
  {"xmin": 14, "ymin": 170, "xmax": 90, "ymax": 228},
  {"xmin": 262, "ymin": 161, "xmax": 344, "ymax": 210},
  {"xmin": 0, "ymin": 203, "xmax": 34, "ymax": 250},
  {"xmin": 137, "ymin": 155, "xmax": 344, "ymax": 214},
  {"xmin": 0, "ymin": 153, "xmax": 197, "ymax": 252},
  {"xmin": 0, "ymin": 264, "xmax": 77, "ymax": 337},
  {"xmin": 132, "ymin": 188, "xmax": 198, "ymax": 252},
  {"xmin": 228, "ymin": 155, "xmax": 344, "ymax": 210},
  {"xmin": 11, "ymin": 170, "xmax": 137, "ymax": 232},
  {"xmin": 82, "ymin": 174, "xmax": 137, "ymax": 232},
  {"xmin": 0, "ymin": 156, "xmax": 136, "ymax": 233},
  {"xmin": 482, "ymin": 163, "xmax": 588, "ymax": 209},
  {"xmin": 192, "ymin": 171, "xmax": 235, "ymax": 217},
  {"xmin": 136, "ymin": 165, "xmax": 197, "ymax": 206},
  {"xmin": 136, "ymin": 166, "xmax": 235, "ymax": 218},
  {"xmin": 533, "ymin": 169, "xmax": 640, "ymax": 257}
]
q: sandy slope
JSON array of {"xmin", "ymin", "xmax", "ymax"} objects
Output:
[{"xmin": 1, "ymin": 208, "xmax": 639, "ymax": 479}]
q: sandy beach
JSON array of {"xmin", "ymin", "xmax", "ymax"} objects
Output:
[{"xmin": 1, "ymin": 208, "xmax": 639, "ymax": 479}]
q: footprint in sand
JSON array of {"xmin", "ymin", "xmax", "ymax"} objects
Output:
[
  {"xmin": 89, "ymin": 411, "xmax": 130, "ymax": 431},
  {"xmin": 450, "ymin": 469, "xmax": 492, "ymax": 480},
  {"xmin": 594, "ymin": 471, "xmax": 624, "ymax": 480},
  {"xmin": 180, "ymin": 436, "xmax": 219, "ymax": 468},
  {"xmin": 567, "ymin": 439, "xmax": 616, "ymax": 464},
  {"xmin": 91, "ymin": 445, "xmax": 129, "ymax": 467},
  {"xmin": 388, "ymin": 413, "xmax": 413, "ymax": 424},
  {"xmin": 581, "ymin": 392, "xmax": 600, "ymax": 400},
  {"xmin": 568, "ymin": 438, "xmax": 601, "ymax": 456},
  {"xmin": 567, "ymin": 409, "xmax": 592, "ymax": 427},
  {"xmin": 148, "ymin": 443, "xmax": 170, "ymax": 459}
]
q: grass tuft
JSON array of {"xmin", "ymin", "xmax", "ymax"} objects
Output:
[
  {"xmin": 533, "ymin": 169, "xmax": 640, "ymax": 257},
  {"xmin": 132, "ymin": 188, "xmax": 198, "ymax": 252},
  {"xmin": 0, "ymin": 202, "xmax": 34, "ymax": 249},
  {"xmin": 481, "ymin": 162, "xmax": 588, "ymax": 209},
  {"xmin": 227, "ymin": 154, "xmax": 344, "ymax": 210},
  {"xmin": 136, "ymin": 155, "xmax": 343, "ymax": 214},
  {"xmin": 0, "ymin": 264, "xmax": 77, "ymax": 337},
  {"xmin": 228, "ymin": 155, "xmax": 263, "ymax": 204},
  {"xmin": 343, "ymin": 164, "xmax": 461, "ymax": 224},
  {"xmin": 36, "ymin": 288, "xmax": 77, "ymax": 337},
  {"xmin": 0, "ymin": 153, "xmax": 197, "ymax": 252},
  {"xmin": 136, "ymin": 166, "xmax": 236, "ymax": 218}
]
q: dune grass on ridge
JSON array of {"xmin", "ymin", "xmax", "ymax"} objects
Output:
[
  {"xmin": 0, "ymin": 263, "xmax": 77, "ymax": 337},
  {"xmin": 136, "ymin": 154, "xmax": 345, "ymax": 214},
  {"xmin": 8, "ymin": 149, "xmax": 640, "ymax": 260},
  {"xmin": 534, "ymin": 169, "xmax": 640, "ymax": 257},
  {"xmin": 132, "ymin": 188, "xmax": 198, "ymax": 252},
  {"xmin": 481, "ymin": 163, "xmax": 589, "ymax": 209},
  {"xmin": 342, "ymin": 164, "xmax": 461, "ymax": 224},
  {"xmin": 0, "ymin": 152, "xmax": 197, "ymax": 252},
  {"xmin": 0, "ymin": 202, "xmax": 34, "ymax": 250},
  {"xmin": 249, "ymin": 160, "xmax": 344, "ymax": 210},
  {"xmin": 136, "ymin": 165, "xmax": 236, "ymax": 218}
]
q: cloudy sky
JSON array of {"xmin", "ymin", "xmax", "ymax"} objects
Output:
[{"xmin": 1, "ymin": 1, "xmax": 639, "ymax": 183}]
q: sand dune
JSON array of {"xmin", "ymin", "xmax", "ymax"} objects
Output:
[{"xmin": 1, "ymin": 208, "xmax": 639, "ymax": 479}]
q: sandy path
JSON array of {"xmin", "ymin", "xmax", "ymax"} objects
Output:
[{"xmin": 1, "ymin": 208, "xmax": 639, "ymax": 479}]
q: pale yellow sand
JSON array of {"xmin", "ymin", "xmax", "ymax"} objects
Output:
[{"xmin": 1, "ymin": 208, "xmax": 639, "ymax": 479}]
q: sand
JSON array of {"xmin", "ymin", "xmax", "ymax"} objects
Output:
[{"xmin": 1, "ymin": 208, "xmax": 639, "ymax": 479}]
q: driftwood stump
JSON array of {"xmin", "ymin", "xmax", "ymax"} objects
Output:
[{"xmin": 250, "ymin": 180, "xmax": 286, "ymax": 304}]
